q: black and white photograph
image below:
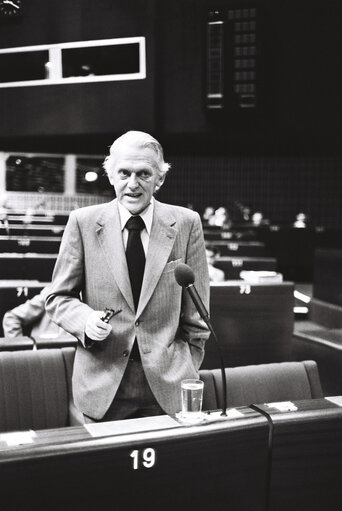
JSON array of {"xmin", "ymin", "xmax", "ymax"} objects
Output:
[{"xmin": 0, "ymin": 1, "xmax": 341, "ymax": 509}]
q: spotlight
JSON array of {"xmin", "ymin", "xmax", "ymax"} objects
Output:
[{"xmin": 85, "ymin": 171, "xmax": 98, "ymax": 182}]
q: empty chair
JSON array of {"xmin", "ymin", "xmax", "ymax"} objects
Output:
[
  {"xmin": 0, "ymin": 347, "xmax": 83, "ymax": 432},
  {"xmin": 200, "ymin": 360, "xmax": 323, "ymax": 410}
]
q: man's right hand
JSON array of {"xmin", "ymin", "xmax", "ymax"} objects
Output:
[{"xmin": 85, "ymin": 310, "xmax": 112, "ymax": 341}]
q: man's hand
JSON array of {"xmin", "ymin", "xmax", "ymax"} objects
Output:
[{"xmin": 85, "ymin": 310, "xmax": 112, "ymax": 341}]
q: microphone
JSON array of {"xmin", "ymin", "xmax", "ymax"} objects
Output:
[{"xmin": 175, "ymin": 263, "xmax": 227, "ymax": 416}]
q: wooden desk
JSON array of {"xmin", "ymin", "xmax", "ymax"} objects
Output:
[
  {"xmin": 313, "ymin": 248, "xmax": 342, "ymax": 306},
  {"xmin": 293, "ymin": 321, "xmax": 342, "ymax": 396},
  {"xmin": 247, "ymin": 226, "xmax": 342, "ymax": 282},
  {"xmin": 213, "ymin": 256, "xmax": 277, "ymax": 279},
  {"xmin": 0, "ymin": 253, "xmax": 57, "ymax": 280},
  {"xmin": 206, "ymin": 240, "xmax": 266, "ymax": 257},
  {"xmin": 7, "ymin": 212, "xmax": 69, "ymax": 226},
  {"xmin": 0, "ymin": 224, "xmax": 65, "ymax": 236},
  {"xmin": 0, "ymin": 407, "xmax": 269, "ymax": 511},
  {"xmin": 254, "ymin": 397, "xmax": 342, "ymax": 511},
  {"xmin": 7, "ymin": 214, "xmax": 56, "ymax": 224},
  {"xmin": 0, "ymin": 235, "xmax": 62, "ymax": 253},
  {"xmin": 204, "ymin": 281, "xmax": 294, "ymax": 368},
  {"xmin": 211, "ymin": 225, "xmax": 342, "ymax": 282}
]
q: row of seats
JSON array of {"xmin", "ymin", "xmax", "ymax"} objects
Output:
[
  {"xmin": 0, "ymin": 251, "xmax": 278, "ymax": 281},
  {"xmin": 0, "ymin": 281, "xmax": 295, "ymax": 368},
  {"xmin": 0, "ymin": 346, "xmax": 323, "ymax": 433},
  {"xmin": 1, "ymin": 347, "xmax": 342, "ymax": 511},
  {"xmin": 0, "ymin": 243, "xmax": 277, "ymax": 280},
  {"xmin": 205, "ymin": 240, "xmax": 266, "ymax": 257},
  {"xmin": 205, "ymin": 224, "xmax": 342, "ymax": 282},
  {"xmin": 0, "ymin": 224, "xmax": 65, "ymax": 236},
  {"xmin": 0, "ymin": 235, "xmax": 62, "ymax": 253},
  {"xmin": 6, "ymin": 212, "xmax": 69, "ymax": 225}
]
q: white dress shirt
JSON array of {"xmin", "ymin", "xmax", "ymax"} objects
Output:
[{"xmin": 117, "ymin": 198, "xmax": 154, "ymax": 255}]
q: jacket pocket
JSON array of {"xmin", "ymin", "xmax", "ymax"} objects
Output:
[{"xmin": 162, "ymin": 258, "xmax": 183, "ymax": 274}]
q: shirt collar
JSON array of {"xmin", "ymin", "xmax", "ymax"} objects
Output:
[{"xmin": 118, "ymin": 197, "xmax": 154, "ymax": 235}]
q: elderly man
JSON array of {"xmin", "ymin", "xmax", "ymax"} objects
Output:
[{"xmin": 46, "ymin": 130, "xmax": 210, "ymax": 421}]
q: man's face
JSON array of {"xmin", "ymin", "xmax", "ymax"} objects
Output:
[{"xmin": 108, "ymin": 144, "xmax": 165, "ymax": 215}]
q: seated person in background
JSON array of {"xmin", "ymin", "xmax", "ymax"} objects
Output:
[
  {"xmin": 2, "ymin": 286, "xmax": 75, "ymax": 340},
  {"xmin": 293, "ymin": 212, "xmax": 308, "ymax": 228},
  {"xmin": 210, "ymin": 206, "xmax": 232, "ymax": 229},
  {"xmin": 202, "ymin": 206, "xmax": 215, "ymax": 225},
  {"xmin": 206, "ymin": 245, "xmax": 225, "ymax": 282},
  {"xmin": 251, "ymin": 211, "xmax": 270, "ymax": 226}
]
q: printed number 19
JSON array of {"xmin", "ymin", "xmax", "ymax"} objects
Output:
[{"xmin": 130, "ymin": 448, "xmax": 156, "ymax": 470}]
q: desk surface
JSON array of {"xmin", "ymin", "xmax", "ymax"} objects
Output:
[
  {"xmin": 1, "ymin": 399, "xmax": 342, "ymax": 511},
  {"xmin": 255, "ymin": 397, "xmax": 342, "ymax": 511},
  {"xmin": 0, "ymin": 407, "xmax": 269, "ymax": 511},
  {"xmin": 1, "ymin": 398, "xmax": 341, "ymax": 465},
  {"xmin": 0, "ymin": 406, "xmax": 262, "ymax": 459}
]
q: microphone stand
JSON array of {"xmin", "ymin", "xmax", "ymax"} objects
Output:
[
  {"xmin": 202, "ymin": 316, "xmax": 228, "ymax": 417},
  {"xmin": 186, "ymin": 283, "xmax": 227, "ymax": 416}
]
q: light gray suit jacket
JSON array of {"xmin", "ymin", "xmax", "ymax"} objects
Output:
[{"xmin": 46, "ymin": 199, "xmax": 210, "ymax": 419}]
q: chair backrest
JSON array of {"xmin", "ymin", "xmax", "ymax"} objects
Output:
[
  {"xmin": 0, "ymin": 347, "xmax": 76, "ymax": 432},
  {"xmin": 200, "ymin": 360, "xmax": 323, "ymax": 411},
  {"xmin": 0, "ymin": 336, "xmax": 34, "ymax": 351}
]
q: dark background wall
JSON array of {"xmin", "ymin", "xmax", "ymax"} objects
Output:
[
  {"xmin": 0, "ymin": 0, "xmax": 341, "ymax": 226},
  {"xmin": 0, "ymin": 0, "xmax": 157, "ymax": 150},
  {"xmin": 158, "ymin": 0, "xmax": 342, "ymax": 156}
]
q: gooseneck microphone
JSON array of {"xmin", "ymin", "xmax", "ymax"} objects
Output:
[{"xmin": 175, "ymin": 263, "xmax": 227, "ymax": 416}]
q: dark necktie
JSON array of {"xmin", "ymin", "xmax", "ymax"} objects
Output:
[{"xmin": 125, "ymin": 215, "xmax": 146, "ymax": 310}]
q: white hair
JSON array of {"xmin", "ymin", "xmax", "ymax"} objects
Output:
[{"xmin": 103, "ymin": 130, "xmax": 171, "ymax": 178}]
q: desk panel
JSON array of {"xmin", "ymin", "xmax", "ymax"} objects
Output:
[
  {"xmin": 213, "ymin": 256, "xmax": 277, "ymax": 280},
  {"xmin": 0, "ymin": 408, "xmax": 269, "ymax": 511},
  {"xmin": 207, "ymin": 241, "xmax": 266, "ymax": 257},
  {"xmin": 0, "ymin": 235, "xmax": 61, "ymax": 254},
  {"xmin": 313, "ymin": 249, "xmax": 342, "ymax": 306},
  {"xmin": 254, "ymin": 397, "xmax": 342, "ymax": 511},
  {"xmin": 204, "ymin": 282, "xmax": 294, "ymax": 368},
  {"xmin": 0, "ymin": 224, "xmax": 65, "ymax": 237},
  {"xmin": 0, "ymin": 253, "xmax": 57, "ymax": 280}
]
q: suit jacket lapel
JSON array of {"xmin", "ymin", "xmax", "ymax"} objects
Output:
[
  {"xmin": 96, "ymin": 199, "xmax": 135, "ymax": 311},
  {"xmin": 137, "ymin": 201, "xmax": 177, "ymax": 317}
]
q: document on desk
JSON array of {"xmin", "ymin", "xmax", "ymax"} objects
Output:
[
  {"xmin": 265, "ymin": 401, "xmax": 298, "ymax": 411},
  {"xmin": 325, "ymin": 396, "xmax": 342, "ymax": 407},
  {"xmin": 84, "ymin": 414, "xmax": 180, "ymax": 438},
  {"xmin": 0, "ymin": 429, "xmax": 37, "ymax": 447}
]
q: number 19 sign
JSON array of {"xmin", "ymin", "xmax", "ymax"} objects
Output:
[{"xmin": 130, "ymin": 448, "xmax": 156, "ymax": 470}]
